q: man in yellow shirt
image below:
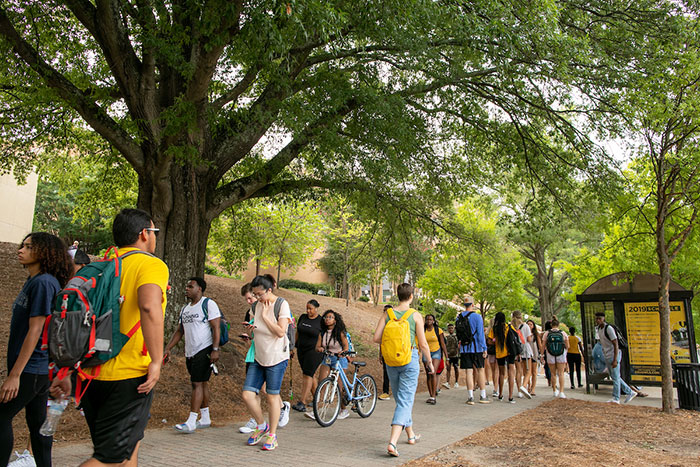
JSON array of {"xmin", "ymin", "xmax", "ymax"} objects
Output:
[{"xmin": 52, "ymin": 208, "xmax": 169, "ymax": 466}]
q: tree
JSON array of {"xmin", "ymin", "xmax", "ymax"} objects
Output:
[
  {"xmin": 418, "ymin": 201, "xmax": 533, "ymax": 318},
  {"xmin": 0, "ymin": 0, "xmax": 675, "ymax": 325}
]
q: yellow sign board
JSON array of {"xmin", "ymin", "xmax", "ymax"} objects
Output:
[{"xmin": 624, "ymin": 302, "xmax": 691, "ymax": 382}]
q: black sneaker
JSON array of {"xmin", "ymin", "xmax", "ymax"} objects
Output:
[{"xmin": 466, "ymin": 397, "xmax": 475, "ymax": 405}]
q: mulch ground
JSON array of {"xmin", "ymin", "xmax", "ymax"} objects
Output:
[{"xmin": 405, "ymin": 398, "xmax": 700, "ymax": 466}]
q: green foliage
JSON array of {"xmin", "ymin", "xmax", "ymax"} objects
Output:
[
  {"xmin": 357, "ymin": 295, "xmax": 370, "ymax": 302},
  {"xmin": 278, "ymin": 278, "xmax": 334, "ymax": 297}
]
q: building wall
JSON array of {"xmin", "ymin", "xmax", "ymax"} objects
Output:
[
  {"xmin": 0, "ymin": 172, "xmax": 37, "ymax": 243},
  {"xmin": 240, "ymin": 249, "xmax": 329, "ymax": 285}
]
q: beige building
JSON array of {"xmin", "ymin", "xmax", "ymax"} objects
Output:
[
  {"xmin": 0, "ymin": 171, "xmax": 37, "ymax": 243},
  {"xmin": 240, "ymin": 249, "xmax": 329, "ymax": 284}
]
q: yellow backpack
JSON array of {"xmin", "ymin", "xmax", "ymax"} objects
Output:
[{"xmin": 381, "ymin": 307, "xmax": 414, "ymax": 366}]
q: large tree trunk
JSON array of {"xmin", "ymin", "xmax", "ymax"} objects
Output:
[
  {"xmin": 138, "ymin": 162, "xmax": 212, "ymax": 334},
  {"xmin": 532, "ymin": 245, "xmax": 553, "ymax": 325}
]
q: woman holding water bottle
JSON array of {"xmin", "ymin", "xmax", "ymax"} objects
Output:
[{"xmin": 0, "ymin": 232, "xmax": 73, "ymax": 467}]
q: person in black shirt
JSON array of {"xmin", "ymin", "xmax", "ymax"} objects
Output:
[{"xmin": 291, "ymin": 299, "xmax": 323, "ymax": 412}]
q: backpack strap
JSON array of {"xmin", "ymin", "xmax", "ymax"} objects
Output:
[
  {"xmin": 202, "ymin": 297, "xmax": 210, "ymax": 322},
  {"xmin": 387, "ymin": 307, "xmax": 411, "ymax": 322}
]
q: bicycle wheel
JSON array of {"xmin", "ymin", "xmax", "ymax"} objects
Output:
[
  {"xmin": 353, "ymin": 374, "xmax": 377, "ymax": 418},
  {"xmin": 313, "ymin": 376, "xmax": 340, "ymax": 427}
]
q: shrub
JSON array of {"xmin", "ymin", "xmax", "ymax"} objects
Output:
[
  {"xmin": 357, "ymin": 295, "xmax": 370, "ymax": 302},
  {"xmin": 278, "ymin": 279, "xmax": 334, "ymax": 297}
]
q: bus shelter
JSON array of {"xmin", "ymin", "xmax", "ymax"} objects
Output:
[{"xmin": 576, "ymin": 272, "xmax": 696, "ymax": 393}]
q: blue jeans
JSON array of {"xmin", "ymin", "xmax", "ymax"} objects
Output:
[
  {"xmin": 243, "ymin": 359, "xmax": 288, "ymax": 395},
  {"xmin": 386, "ymin": 349, "xmax": 420, "ymax": 427},
  {"xmin": 605, "ymin": 353, "xmax": 632, "ymax": 401}
]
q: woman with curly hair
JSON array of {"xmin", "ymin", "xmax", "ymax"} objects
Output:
[
  {"xmin": 1, "ymin": 232, "xmax": 72, "ymax": 467},
  {"xmin": 308, "ymin": 309, "xmax": 350, "ymax": 420}
]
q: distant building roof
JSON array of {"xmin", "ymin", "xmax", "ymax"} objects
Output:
[{"xmin": 580, "ymin": 272, "xmax": 687, "ymax": 295}]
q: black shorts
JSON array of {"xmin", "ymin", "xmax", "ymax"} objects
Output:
[
  {"xmin": 297, "ymin": 348, "xmax": 323, "ymax": 377},
  {"xmin": 460, "ymin": 352, "xmax": 485, "ymax": 369},
  {"xmin": 448, "ymin": 356, "xmax": 459, "ymax": 367},
  {"xmin": 81, "ymin": 375, "xmax": 154, "ymax": 464},
  {"xmin": 496, "ymin": 355, "xmax": 516, "ymax": 366},
  {"xmin": 186, "ymin": 346, "xmax": 213, "ymax": 383}
]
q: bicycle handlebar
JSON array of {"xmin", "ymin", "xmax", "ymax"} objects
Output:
[{"xmin": 323, "ymin": 350, "xmax": 357, "ymax": 358}]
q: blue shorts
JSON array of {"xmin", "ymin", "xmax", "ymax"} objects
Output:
[
  {"xmin": 242, "ymin": 359, "xmax": 288, "ymax": 395},
  {"xmin": 423, "ymin": 349, "xmax": 441, "ymax": 363},
  {"xmin": 322, "ymin": 355, "xmax": 348, "ymax": 369}
]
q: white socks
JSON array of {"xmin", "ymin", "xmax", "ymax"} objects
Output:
[
  {"xmin": 199, "ymin": 407, "xmax": 210, "ymax": 425},
  {"xmin": 468, "ymin": 389, "xmax": 474, "ymax": 398},
  {"xmin": 186, "ymin": 412, "xmax": 198, "ymax": 429},
  {"xmin": 480, "ymin": 389, "xmax": 486, "ymax": 398}
]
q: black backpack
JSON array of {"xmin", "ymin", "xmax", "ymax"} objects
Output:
[
  {"xmin": 604, "ymin": 323, "xmax": 628, "ymax": 349},
  {"xmin": 455, "ymin": 312, "xmax": 474, "ymax": 347},
  {"xmin": 506, "ymin": 325, "xmax": 523, "ymax": 356}
]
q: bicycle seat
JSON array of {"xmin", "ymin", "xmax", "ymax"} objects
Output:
[{"xmin": 352, "ymin": 361, "xmax": 366, "ymax": 367}]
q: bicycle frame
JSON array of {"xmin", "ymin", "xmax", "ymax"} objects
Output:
[{"xmin": 327, "ymin": 356, "xmax": 372, "ymax": 403}]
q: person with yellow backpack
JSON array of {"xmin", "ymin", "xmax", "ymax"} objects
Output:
[{"xmin": 373, "ymin": 284, "xmax": 433, "ymax": 458}]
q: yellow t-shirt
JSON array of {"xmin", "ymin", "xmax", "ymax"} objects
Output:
[
  {"xmin": 425, "ymin": 326, "xmax": 444, "ymax": 353},
  {"xmin": 488, "ymin": 325, "xmax": 516, "ymax": 359},
  {"xmin": 568, "ymin": 335, "xmax": 581, "ymax": 354},
  {"xmin": 95, "ymin": 247, "xmax": 169, "ymax": 381}
]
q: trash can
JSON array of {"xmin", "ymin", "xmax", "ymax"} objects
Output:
[{"xmin": 673, "ymin": 363, "xmax": 700, "ymax": 411}]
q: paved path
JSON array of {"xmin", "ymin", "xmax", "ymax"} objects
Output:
[{"xmin": 50, "ymin": 375, "xmax": 666, "ymax": 466}]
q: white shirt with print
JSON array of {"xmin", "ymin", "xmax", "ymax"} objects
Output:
[{"xmin": 180, "ymin": 297, "xmax": 221, "ymax": 358}]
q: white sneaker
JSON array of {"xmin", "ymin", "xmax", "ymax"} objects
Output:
[
  {"xmin": 338, "ymin": 408, "xmax": 350, "ymax": 420},
  {"xmin": 606, "ymin": 399, "xmax": 620, "ymax": 404},
  {"xmin": 517, "ymin": 391, "xmax": 523, "ymax": 398},
  {"xmin": 442, "ymin": 382, "xmax": 450, "ymax": 389},
  {"xmin": 558, "ymin": 392, "xmax": 567, "ymax": 399},
  {"xmin": 279, "ymin": 401, "xmax": 290, "ymax": 427},
  {"xmin": 519, "ymin": 386, "xmax": 532, "ymax": 399},
  {"xmin": 239, "ymin": 418, "xmax": 257, "ymax": 433},
  {"xmin": 554, "ymin": 390, "xmax": 560, "ymax": 398},
  {"xmin": 454, "ymin": 382, "xmax": 460, "ymax": 388},
  {"xmin": 624, "ymin": 392, "xmax": 637, "ymax": 404},
  {"xmin": 9, "ymin": 450, "xmax": 36, "ymax": 467}
]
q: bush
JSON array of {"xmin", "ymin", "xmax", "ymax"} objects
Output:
[
  {"xmin": 357, "ymin": 295, "xmax": 370, "ymax": 302},
  {"xmin": 278, "ymin": 279, "xmax": 334, "ymax": 297}
]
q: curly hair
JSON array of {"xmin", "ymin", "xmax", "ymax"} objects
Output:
[
  {"xmin": 320, "ymin": 309, "xmax": 347, "ymax": 347},
  {"xmin": 21, "ymin": 232, "xmax": 73, "ymax": 287}
]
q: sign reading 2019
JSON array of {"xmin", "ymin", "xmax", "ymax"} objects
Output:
[{"xmin": 624, "ymin": 302, "xmax": 691, "ymax": 382}]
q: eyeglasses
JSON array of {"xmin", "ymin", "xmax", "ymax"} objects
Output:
[
  {"xmin": 324, "ymin": 315, "xmax": 335, "ymax": 320},
  {"xmin": 145, "ymin": 228, "xmax": 160, "ymax": 237},
  {"xmin": 253, "ymin": 290, "xmax": 268, "ymax": 299}
]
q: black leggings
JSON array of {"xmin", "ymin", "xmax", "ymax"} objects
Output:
[
  {"xmin": 567, "ymin": 353, "xmax": 582, "ymax": 387},
  {"xmin": 382, "ymin": 361, "xmax": 390, "ymax": 394},
  {"xmin": 0, "ymin": 372, "xmax": 52, "ymax": 467}
]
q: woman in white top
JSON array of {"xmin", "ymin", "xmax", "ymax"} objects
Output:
[
  {"xmin": 511, "ymin": 311, "xmax": 532, "ymax": 399},
  {"xmin": 241, "ymin": 275, "xmax": 291, "ymax": 451}
]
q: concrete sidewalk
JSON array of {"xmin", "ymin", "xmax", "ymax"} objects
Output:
[{"xmin": 50, "ymin": 375, "xmax": 666, "ymax": 466}]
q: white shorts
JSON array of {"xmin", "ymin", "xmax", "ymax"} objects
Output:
[{"xmin": 546, "ymin": 352, "xmax": 567, "ymax": 365}]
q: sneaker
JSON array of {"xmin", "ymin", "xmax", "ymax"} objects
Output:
[
  {"xmin": 304, "ymin": 410, "xmax": 315, "ymax": 420},
  {"xmin": 492, "ymin": 391, "xmax": 499, "ymax": 398},
  {"xmin": 9, "ymin": 450, "xmax": 36, "ymax": 467},
  {"xmin": 278, "ymin": 401, "xmax": 290, "ymax": 427},
  {"xmin": 479, "ymin": 396, "xmax": 491, "ymax": 404},
  {"xmin": 624, "ymin": 392, "xmax": 637, "ymax": 404},
  {"xmin": 174, "ymin": 422, "xmax": 195, "ymax": 434},
  {"xmin": 519, "ymin": 386, "xmax": 532, "ymax": 399},
  {"xmin": 247, "ymin": 423, "xmax": 269, "ymax": 445},
  {"xmin": 442, "ymin": 382, "xmax": 450, "ymax": 389},
  {"xmin": 571, "ymin": 385, "xmax": 575, "ymax": 389},
  {"xmin": 498, "ymin": 395, "xmax": 503, "ymax": 401},
  {"xmin": 338, "ymin": 408, "xmax": 350, "ymax": 420},
  {"xmin": 239, "ymin": 418, "xmax": 257, "ymax": 434},
  {"xmin": 378, "ymin": 393, "xmax": 391, "ymax": 400},
  {"xmin": 466, "ymin": 397, "xmax": 475, "ymax": 405},
  {"xmin": 508, "ymin": 398, "xmax": 516, "ymax": 404},
  {"xmin": 554, "ymin": 390, "xmax": 560, "ymax": 398},
  {"xmin": 261, "ymin": 433, "xmax": 278, "ymax": 451},
  {"xmin": 517, "ymin": 391, "xmax": 523, "ymax": 398},
  {"xmin": 454, "ymin": 382, "xmax": 460, "ymax": 388},
  {"xmin": 558, "ymin": 392, "xmax": 567, "ymax": 399},
  {"xmin": 606, "ymin": 399, "xmax": 620, "ymax": 404},
  {"xmin": 196, "ymin": 420, "xmax": 211, "ymax": 429}
]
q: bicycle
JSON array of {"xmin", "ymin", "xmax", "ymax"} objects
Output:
[{"xmin": 312, "ymin": 351, "xmax": 377, "ymax": 427}]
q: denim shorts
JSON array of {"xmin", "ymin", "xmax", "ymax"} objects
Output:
[
  {"xmin": 242, "ymin": 359, "xmax": 288, "ymax": 395},
  {"xmin": 322, "ymin": 354, "xmax": 348, "ymax": 369},
  {"xmin": 422, "ymin": 349, "xmax": 441, "ymax": 363}
]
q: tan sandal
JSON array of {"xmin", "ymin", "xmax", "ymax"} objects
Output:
[{"xmin": 387, "ymin": 442, "xmax": 399, "ymax": 457}]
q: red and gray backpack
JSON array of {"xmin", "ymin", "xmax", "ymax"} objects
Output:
[{"xmin": 41, "ymin": 248, "xmax": 153, "ymax": 403}]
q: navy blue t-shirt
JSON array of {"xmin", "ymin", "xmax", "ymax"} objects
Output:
[{"xmin": 7, "ymin": 273, "xmax": 59, "ymax": 375}]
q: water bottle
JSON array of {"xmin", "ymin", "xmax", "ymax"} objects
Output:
[{"xmin": 39, "ymin": 397, "xmax": 68, "ymax": 436}]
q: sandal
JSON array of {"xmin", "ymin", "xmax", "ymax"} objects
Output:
[
  {"xmin": 387, "ymin": 442, "xmax": 399, "ymax": 457},
  {"xmin": 407, "ymin": 434, "xmax": 421, "ymax": 445},
  {"xmin": 427, "ymin": 397, "xmax": 436, "ymax": 405},
  {"xmin": 291, "ymin": 401, "xmax": 306, "ymax": 412}
]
